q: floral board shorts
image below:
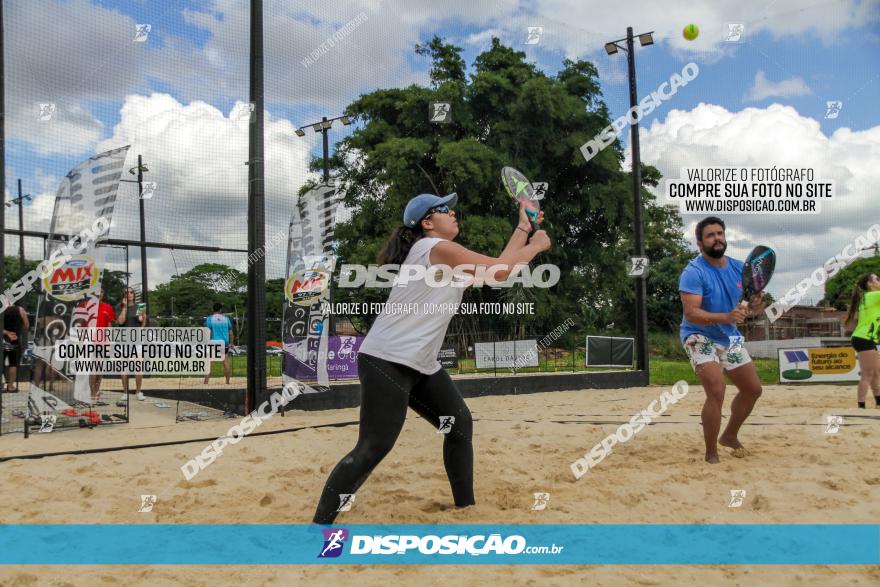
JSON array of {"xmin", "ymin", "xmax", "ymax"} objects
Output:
[{"xmin": 683, "ymin": 334, "xmax": 752, "ymax": 372}]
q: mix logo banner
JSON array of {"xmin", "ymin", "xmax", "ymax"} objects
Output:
[
  {"xmin": 282, "ymin": 184, "xmax": 341, "ymax": 390},
  {"xmin": 31, "ymin": 146, "xmax": 130, "ymax": 408},
  {"xmin": 778, "ymin": 346, "xmax": 862, "ymax": 383}
]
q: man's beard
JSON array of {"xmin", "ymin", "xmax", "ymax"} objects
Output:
[{"xmin": 704, "ymin": 241, "xmax": 727, "ymax": 259}]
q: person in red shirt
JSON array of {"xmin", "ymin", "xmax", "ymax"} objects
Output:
[{"xmin": 78, "ymin": 289, "xmax": 116, "ymax": 401}]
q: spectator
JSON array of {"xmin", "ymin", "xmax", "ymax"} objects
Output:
[
  {"xmin": 204, "ymin": 302, "xmax": 233, "ymax": 385},
  {"xmin": 117, "ymin": 287, "xmax": 146, "ymax": 401},
  {"xmin": 2, "ymin": 303, "xmax": 29, "ymax": 392}
]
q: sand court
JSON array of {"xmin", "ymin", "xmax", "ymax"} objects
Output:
[{"xmin": 1, "ymin": 382, "xmax": 878, "ymax": 585}]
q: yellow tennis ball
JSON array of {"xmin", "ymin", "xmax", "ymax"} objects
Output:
[{"xmin": 683, "ymin": 24, "xmax": 699, "ymax": 40}]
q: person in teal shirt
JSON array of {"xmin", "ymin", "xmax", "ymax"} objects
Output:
[
  {"xmin": 204, "ymin": 303, "xmax": 233, "ymax": 385},
  {"xmin": 845, "ymin": 273, "xmax": 880, "ymax": 408}
]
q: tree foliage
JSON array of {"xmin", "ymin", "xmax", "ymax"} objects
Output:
[
  {"xmin": 324, "ymin": 37, "xmax": 691, "ymax": 338},
  {"xmin": 823, "ymin": 257, "xmax": 880, "ymax": 310}
]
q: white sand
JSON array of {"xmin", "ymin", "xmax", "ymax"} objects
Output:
[{"xmin": 1, "ymin": 382, "xmax": 878, "ymax": 586}]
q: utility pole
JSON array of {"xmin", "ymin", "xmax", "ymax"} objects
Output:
[
  {"xmin": 605, "ymin": 27, "xmax": 654, "ymax": 375},
  {"xmin": 121, "ymin": 156, "xmax": 150, "ymax": 316},
  {"xmin": 8, "ymin": 179, "xmax": 31, "ymax": 276}
]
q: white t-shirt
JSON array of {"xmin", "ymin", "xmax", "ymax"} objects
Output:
[{"xmin": 358, "ymin": 237, "xmax": 467, "ymax": 374}]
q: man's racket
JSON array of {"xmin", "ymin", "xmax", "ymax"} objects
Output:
[
  {"xmin": 739, "ymin": 245, "xmax": 776, "ymax": 308},
  {"xmin": 501, "ymin": 166, "xmax": 540, "ymax": 233}
]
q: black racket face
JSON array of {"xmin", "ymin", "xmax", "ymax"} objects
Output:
[{"xmin": 741, "ymin": 246, "xmax": 775, "ymax": 299}]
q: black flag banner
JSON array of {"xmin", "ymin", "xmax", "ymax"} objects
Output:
[{"xmin": 30, "ymin": 146, "xmax": 131, "ymax": 416}]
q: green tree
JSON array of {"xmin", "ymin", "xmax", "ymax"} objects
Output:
[
  {"xmin": 325, "ymin": 37, "xmax": 691, "ymax": 339},
  {"xmin": 823, "ymin": 257, "xmax": 880, "ymax": 310}
]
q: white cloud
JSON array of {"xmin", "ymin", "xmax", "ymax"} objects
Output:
[
  {"xmin": 632, "ymin": 102, "xmax": 880, "ymax": 301},
  {"xmin": 88, "ymin": 93, "xmax": 314, "ymax": 285},
  {"xmin": 5, "ymin": 0, "xmax": 151, "ymax": 155},
  {"xmin": 744, "ymin": 70, "xmax": 812, "ymax": 102}
]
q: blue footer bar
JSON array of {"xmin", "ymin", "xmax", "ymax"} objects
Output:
[{"xmin": 1, "ymin": 524, "xmax": 877, "ymax": 564}]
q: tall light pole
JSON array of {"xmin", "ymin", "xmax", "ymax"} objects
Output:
[
  {"xmin": 295, "ymin": 115, "xmax": 352, "ymax": 185},
  {"xmin": 605, "ymin": 28, "xmax": 654, "ymax": 374},
  {"xmin": 120, "ymin": 156, "xmax": 150, "ymax": 315},
  {"xmin": 7, "ymin": 179, "xmax": 31, "ymax": 276}
]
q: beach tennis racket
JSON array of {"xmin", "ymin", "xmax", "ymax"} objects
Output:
[
  {"xmin": 501, "ymin": 166, "xmax": 541, "ymax": 233},
  {"xmin": 738, "ymin": 245, "xmax": 776, "ymax": 308}
]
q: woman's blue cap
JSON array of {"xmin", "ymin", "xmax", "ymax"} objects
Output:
[{"xmin": 403, "ymin": 193, "xmax": 457, "ymax": 227}]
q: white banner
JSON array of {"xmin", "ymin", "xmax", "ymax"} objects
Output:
[
  {"xmin": 282, "ymin": 184, "xmax": 341, "ymax": 390},
  {"xmin": 475, "ymin": 340, "xmax": 538, "ymax": 369},
  {"xmin": 31, "ymin": 146, "xmax": 130, "ymax": 405}
]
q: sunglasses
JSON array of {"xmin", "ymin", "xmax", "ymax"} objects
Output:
[{"xmin": 423, "ymin": 204, "xmax": 451, "ymax": 219}]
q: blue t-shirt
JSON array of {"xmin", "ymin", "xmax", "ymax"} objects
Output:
[
  {"xmin": 679, "ymin": 255, "xmax": 744, "ymax": 345},
  {"xmin": 205, "ymin": 313, "xmax": 232, "ymax": 345}
]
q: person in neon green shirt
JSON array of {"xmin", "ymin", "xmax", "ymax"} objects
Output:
[{"xmin": 845, "ymin": 273, "xmax": 880, "ymax": 408}]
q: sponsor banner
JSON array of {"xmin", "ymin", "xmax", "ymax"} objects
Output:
[
  {"xmin": 283, "ymin": 335, "xmax": 363, "ymax": 382},
  {"xmin": 475, "ymin": 340, "xmax": 538, "ymax": 369},
  {"xmin": 281, "ymin": 185, "xmax": 341, "ymax": 390},
  {"xmin": 31, "ymin": 146, "xmax": 129, "ymax": 407},
  {"xmin": 438, "ymin": 346, "xmax": 458, "ymax": 369},
  {"xmin": 778, "ymin": 346, "xmax": 862, "ymax": 383},
  {"xmin": 41, "ymin": 255, "xmax": 101, "ymax": 301},
  {"xmin": 0, "ymin": 525, "xmax": 876, "ymax": 565}
]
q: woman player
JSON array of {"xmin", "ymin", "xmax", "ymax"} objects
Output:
[
  {"xmin": 845, "ymin": 273, "xmax": 880, "ymax": 408},
  {"xmin": 312, "ymin": 192, "xmax": 550, "ymax": 524}
]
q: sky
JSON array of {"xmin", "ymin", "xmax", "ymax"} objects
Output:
[{"xmin": 3, "ymin": 0, "xmax": 880, "ymax": 304}]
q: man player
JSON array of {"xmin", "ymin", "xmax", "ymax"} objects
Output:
[{"xmin": 679, "ymin": 217, "xmax": 765, "ymax": 463}]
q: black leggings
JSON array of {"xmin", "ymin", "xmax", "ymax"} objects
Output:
[{"xmin": 312, "ymin": 352, "xmax": 474, "ymax": 524}]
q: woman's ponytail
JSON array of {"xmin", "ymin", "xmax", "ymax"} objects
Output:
[
  {"xmin": 845, "ymin": 273, "xmax": 873, "ymax": 326},
  {"xmin": 377, "ymin": 224, "xmax": 424, "ymax": 265}
]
